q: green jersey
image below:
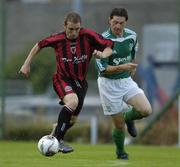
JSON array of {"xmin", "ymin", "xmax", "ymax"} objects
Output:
[{"xmin": 96, "ymin": 28, "xmax": 138, "ymax": 79}]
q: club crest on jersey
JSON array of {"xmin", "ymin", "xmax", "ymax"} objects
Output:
[
  {"xmin": 71, "ymin": 46, "xmax": 76, "ymax": 54},
  {"xmin": 65, "ymin": 86, "xmax": 72, "ymax": 92}
]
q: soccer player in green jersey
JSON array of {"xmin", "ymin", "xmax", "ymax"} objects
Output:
[{"xmin": 96, "ymin": 8, "xmax": 152, "ymax": 160}]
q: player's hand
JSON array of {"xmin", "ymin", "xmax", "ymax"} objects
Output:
[
  {"xmin": 92, "ymin": 50, "xmax": 103, "ymax": 59},
  {"xmin": 123, "ymin": 63, "xmax": 137, "ymax": 76},
  {"xmin": 19, "ymin": 64, "xmax": 30, "ymax": 77},
  {"xmin": 124, "ymin": 63, "xmax": 138, "ymax": 71}
]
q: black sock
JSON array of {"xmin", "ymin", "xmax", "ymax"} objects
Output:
[{"xmin": 55, "ymin": 106, "xmax": 73, "ymax": 141}]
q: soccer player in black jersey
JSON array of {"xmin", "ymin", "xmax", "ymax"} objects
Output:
[{"xmin": 19, "ymin": 12, "xmax": 113, "ymax": 153}]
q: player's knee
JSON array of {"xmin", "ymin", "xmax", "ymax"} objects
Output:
[
  {"xmin": 140, "ymin": 105, "xmax": 152, "ymax": 117},
  {"xmin": 64, "ymin": 94, "xmax": 79, "ymax": 110},
  {"xmin": 115, "ymin": 124, "xmax": 125, "ymax": 131},
  {"xmin": 113, "ymin": 120, "xmax": 125, "ymax": 130},
  {"xmin": 69, "ymin": 98, "xmax": 79, "ymax": 109}
]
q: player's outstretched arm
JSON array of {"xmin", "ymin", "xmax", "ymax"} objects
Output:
[
  {"xmin": 19, "ymin": 43, "xmax": 41, "ymax": 76},
  {"xmin": 93, "ymin": 47, "xmax": 112, "ymax": 59}
]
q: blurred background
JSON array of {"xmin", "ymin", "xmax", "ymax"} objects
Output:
[{"xmin": 0, "ymin": 0, "xmax": 180, "ymax": 145}]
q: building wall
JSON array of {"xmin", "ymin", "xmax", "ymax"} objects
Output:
[{"xmin": 6, "ymin": 0, "xmax": 178, "ymax": 60}]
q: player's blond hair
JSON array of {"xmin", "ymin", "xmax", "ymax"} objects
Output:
[{"xmin": 64, "ymin": 12, "xmax": 82, "ymax": 25}]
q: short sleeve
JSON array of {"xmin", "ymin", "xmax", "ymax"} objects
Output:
[
  {"xmin": 38, "ymin": 35, "xmax": 56, "ymax": 48},
  {"xmin": 38, "ymin": 33, "xmax": 64, "ymax": 49}
]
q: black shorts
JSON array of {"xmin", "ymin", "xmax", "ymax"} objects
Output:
[{"xmin": 53, "ymin": 74, "xmax": 88, "ymax": 116}]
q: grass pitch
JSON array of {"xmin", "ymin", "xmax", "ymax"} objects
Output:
[{"xmin": 0, "ymin": 141, "xmax": 180, "ymax": 167}]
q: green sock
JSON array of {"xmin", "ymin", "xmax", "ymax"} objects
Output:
[
  {"xmin": 112, "ymin": 128, "xmax": 126, "ymax": 155},
  {"xmin": 123, "ymin": 108, "xmax": 143, "ymax": 122}
]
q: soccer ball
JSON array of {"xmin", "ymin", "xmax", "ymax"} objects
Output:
[{"xmin": 37, "ymin": 135, "xmax": 59, "ymax": 156}]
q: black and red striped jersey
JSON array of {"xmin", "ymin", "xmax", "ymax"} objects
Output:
[{"xmin": 38, "ymin": 28, "xmax": 113, "ymax": 81}]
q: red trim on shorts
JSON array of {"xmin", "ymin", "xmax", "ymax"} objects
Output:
[{"xmin": 53, "ymin": 74, "xmax": 74, "ymax": 99}]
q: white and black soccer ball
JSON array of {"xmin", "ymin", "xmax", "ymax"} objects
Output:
[{"xmin": 37, "ymin": 135, "xmax": 59, "ymax": 156}]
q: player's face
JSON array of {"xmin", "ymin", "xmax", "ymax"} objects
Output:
[
  {"xmin": 109, "ymin": 16, "xmax": 127, "ymax": 36},
  {"xmin": 64, "ymin": 21, "xmax": 81, "ymax": 40}
]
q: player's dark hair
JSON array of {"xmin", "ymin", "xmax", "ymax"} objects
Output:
[
  {"xmin": 110, "ymin": 8, "xmax": 128, "ymax": 21},
  {"xmin": 64, "ymin": 12, "xmax": 82, "ymax": 25}
]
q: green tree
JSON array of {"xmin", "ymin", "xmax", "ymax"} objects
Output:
[{"xmin": 6, "ymin": 47, "xmax": 55, "ymax": 93}]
